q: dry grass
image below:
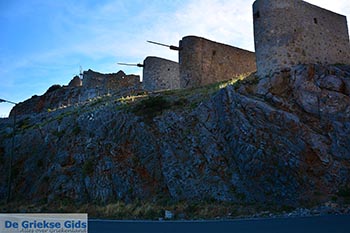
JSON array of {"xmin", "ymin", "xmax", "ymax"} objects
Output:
[{"xmin": 0, "ymin": 199, "xmax": 265, "ymax": 220}]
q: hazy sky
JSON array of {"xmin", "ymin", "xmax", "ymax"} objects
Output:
[{"xmin": 1, "ymin": 0, "xmax": 349, "ymax": 117}]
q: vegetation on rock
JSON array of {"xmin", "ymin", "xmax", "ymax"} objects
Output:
[{"xmin": 1, "ymin": 64, "xmax": 350, "ymax": 218}]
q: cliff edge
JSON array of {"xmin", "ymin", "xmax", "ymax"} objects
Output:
[{"xmin": 0, "ymin": 64, "xmax": 349, "ymax": 215}]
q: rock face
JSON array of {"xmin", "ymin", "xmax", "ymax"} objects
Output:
[
  {"xmin": 0, "ymin": 64, "xmax": 349, "ymax": 207},
  {"xmin": 68, "ymin": 76, "xmax": 82, "ymax": 88}
]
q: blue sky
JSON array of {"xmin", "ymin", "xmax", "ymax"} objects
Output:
[{"xmin": 1, "ymin": 0, "xmax": 349, "ymax": 117}]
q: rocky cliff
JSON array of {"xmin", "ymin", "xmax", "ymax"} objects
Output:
[{"xmin": 1, "ymin": 64, "xmax": 350, "ymax": 211}]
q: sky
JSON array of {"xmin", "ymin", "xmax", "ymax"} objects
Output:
[{"xmin": 0, "ymin": 0, "xmax": 350, "ymax": 117}]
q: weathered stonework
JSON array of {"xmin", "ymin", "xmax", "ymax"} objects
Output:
[
  {"xmin": 253, "ymin": 0, "xmax": 350, "ymax": 77},
  {"xmin": 143, "ymin": 56, "xmax": 180, "ymax": 92},
  {"xmin": 83, "ymin": 69, "xmax": 140, "ymax": 92},
  {"xmin": 179, "ymin": 36, "xmax": 256, "ymax": 88},
  {"xmin": 11, "ymin": 70, "xmax": 142, "ymax": 116},
  {"xmin": 68, "ymin": 76, "xmax": 82, "ymax": 88}
]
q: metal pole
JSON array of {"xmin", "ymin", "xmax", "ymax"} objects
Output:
[
  {"xmin": 0, "ymin": 99, "xmax": 17, "ymax": 105},
  {"xmin": 117, "ymin": 63, "xmax": 144, "ymax": 67},
  {"xmin": 147, "ymin": 40, "xmax": 180, "ymax": 51},
  {"xmin": 147, "ymin": 40, "xmax": 171, "ymax": 48}
]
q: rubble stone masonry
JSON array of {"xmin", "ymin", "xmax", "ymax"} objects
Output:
[
  {"xmin": 179, "ymin": 36, "xmax": 256, "ymax": 88},
  {"xmin": 253, "ymin": 0, "xmax": 350, "ymax": 77},
  {"xmin": 143, "ymin": 56, "xmax": 180, "ymax": 92},
  {"xmin": 83, "ymin": 69, "xmax": 141, "ymax": 93}
]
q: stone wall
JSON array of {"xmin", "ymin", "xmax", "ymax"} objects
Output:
[
  {"xmin": 253, "ymin": 0, "xmax": 350, "ymax": 77},
  {"xmin": 83, "ymin": 69, "xmax": 141, "ymax": 92},
  {"xmin": 11, "ymin": 70, "xmax": 142, "ymax": 116},
  {"xmin": 179, "ymin": 36, "xmax": 256, "ymax": 88},
  {"xmin": 143, "ymin": 56, "xmax": 180, "ymax": 92}
]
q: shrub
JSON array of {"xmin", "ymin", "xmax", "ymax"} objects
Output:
[
  {"xmin": 338, "ymin": 187, "xmax": 350, "ymax": 197},
  {"xmin": 132, "ymin": 96, "xmax": 171, "ymax": 119},
  {"xmin": 17, "ymin": 117, "xmax": 32, "ymax": 130},
  {"xmin": 82, "ymin": 159, "xmax": 94, "ymax": 176},
  {"xmin": 72, "ymin": 125, "xmax": 81, "ymax": 135},
  {"xmin": 11, "ymin": 166, "xmax": 20, "ymax": 179},
  {"xmin": 37, "ymin": 159, "xmax": 44, "ymax": 168},
  {"xmin": 338, "ymin": 186, "xmax": 350, "ymax": 203},
  {"xmin": 0, "ymin": 147, "xmax": 4, "ymax": 163},
  {"xmin": 52, "ymin": 129, "xmax": 65, "ymax": 138}
]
